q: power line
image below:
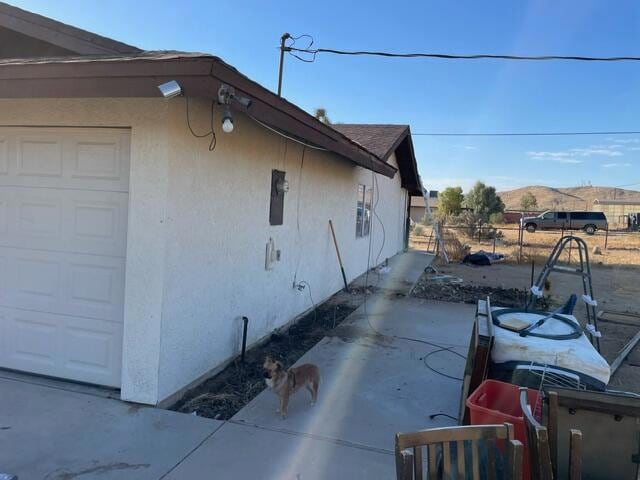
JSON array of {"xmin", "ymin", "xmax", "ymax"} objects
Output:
[
  {"xmin": 410, "ymin": 131, "xmax": 640, "ymax": 137},
  {"xmin": 288, "ymin": 46, "xmax": 640, "ymax": 63},
  {"xmin": 615, "ymin": 181, "xmax": 640, "ymax": 188}
]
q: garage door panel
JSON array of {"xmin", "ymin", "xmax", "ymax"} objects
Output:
[
  {"xmin": 0, "ymin": 247, "xmax": 125, "ymax": 322},
  {"xmin": 0, "ymin": 196, "xmax": 7, "ymax": 234},
  {"xmin": 62, "ymin": 317, "xmax": 122, "ymax": 385},
  {"xmin": 18, "ymin": 137, "xmax": 64, "ymax": 177},
  {"xmin": 0, "ymin": 187, "xmax": 127, "ymax": 256},
  {"xmin": 68, "ymin": 261, "xmax": 124, "ymax": 316},
  {"xmin": 16, "ymin": 256, "xmax": 61, "ymax": 301},
  {"xmin": 18, "ymin": 197, "xmax": 62, "ymax": 236},
  {"xmin": 0, "ymin": 137, "xmax": 8, "ymax": 175},
  {"xmin": 3, "ymin": 310, "xmax": 59, "ymax": 369},
  {"xmin": 70, "ymin": 193, "xmax": 128, "ymax": 255},
  {"xmin": 73, "ymin": 140, "xmax": 123, "ymax": 181},
  {"xmin": 1, "ymin": 307, "xmax": 122, "ymax": 387},
  {"xmin": 0, "ymin": 128, "xmax": 130, "ymax": 191},
  {"xmin": 0, "ymin": 127, "xmax": 129, "ymax": 387}
]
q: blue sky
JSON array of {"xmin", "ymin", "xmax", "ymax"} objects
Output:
[{"xmin": 10, "ymin": 0, "xmax": 640, "ymax": 192}]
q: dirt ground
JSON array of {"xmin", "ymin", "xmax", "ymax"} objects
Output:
[
  {"xmin": 412, "ymin": 224, "xmax": 640, "ymax": 268},
  {"xmin": 411, "ymin": 239, "xmax": 640, "ymax": 394},
  {"xmin": 171, "ymin": 286, "xmax": 381, "ymax": 420}
]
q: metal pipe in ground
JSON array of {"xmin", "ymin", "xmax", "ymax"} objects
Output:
[
  {"xmin": 241, "ymin": 316, "xmax": 249, "ymax": 363},
  {"xmin": 518, "ymin": 224, "xmax": 524, "ymax": 263},
  {"xmin": 329, "ymin": 220, "xmax": 350, "ymax": 292}
]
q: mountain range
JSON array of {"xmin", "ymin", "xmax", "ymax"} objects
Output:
[{"xmin": 497, "ymin": 185, "xmax": 640, "ymax": 211}]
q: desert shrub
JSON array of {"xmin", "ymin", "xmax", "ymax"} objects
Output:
[
  {"xmin": 419, "ymin": 214, "xmax": 433, "ymax": 226},
  {"xmin": 413, "ymin": 224, "xmax": 425, "ymax": 236},
  {"xmin": 442, "ymin": 228, "xmax": 470, "ymax": 261},
  {"xmin": 489, "ymin": 212, "xmax": 504, "ymax": 225},
  {"xmin": 450, "ymin": 211, "xmax": 499, "ymax": 241},
  {"xmin": 450, "ymin": 211, "xmax": 483, "ymax": 239}
]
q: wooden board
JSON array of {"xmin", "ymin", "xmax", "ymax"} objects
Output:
[{"xmin": 459, "ymin": 299, "xmax": 494, "ymax": 424}]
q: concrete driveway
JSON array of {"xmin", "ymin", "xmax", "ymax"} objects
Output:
[{"xmin": 0, "ymin": 372, "xmax": 223, "ymax": 479}]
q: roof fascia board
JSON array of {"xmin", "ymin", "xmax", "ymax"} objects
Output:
[{"xmin": 0, "ymin": 56, "xmax": 396, "ymax": 177}]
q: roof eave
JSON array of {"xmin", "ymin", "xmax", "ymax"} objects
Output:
[
  {"xmin": 0, "ymin": 55, "xmax": 396, "ymax": 178},
  {"xmin": 0, "ymin": 2, "xmax": 141, "ymax": 55},
  {"xmin": 396, "ymin": 127, "xmax": 423, "ymax": 195}
]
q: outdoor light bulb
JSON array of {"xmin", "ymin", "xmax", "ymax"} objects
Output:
[
  {"xmin": 222, "ymin": 117, "xmax": 234, "ymax": 133},
  {"xmin": 222, "ymin": 104, "xmax": 234, "ymax": 133}
]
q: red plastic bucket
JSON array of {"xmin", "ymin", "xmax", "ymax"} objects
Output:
[{"xmin": 466, "ymin": 380, "xmax": 539, "ymax": 478}]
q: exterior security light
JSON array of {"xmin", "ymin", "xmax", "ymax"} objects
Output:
[
  {"xmin": 217, "ymin": 83, "xmax": 253, "ymax": 134},
  {"xmin": 222, "ymin": 104, "xmax": 234, "ymax": 133},
  {"xmin": 234, "ymin": 95, "xmax": 252, "ymax": 108},
  {"xmin": 158, "ymin": 80, "xmax": 182, "ymax": 99}
]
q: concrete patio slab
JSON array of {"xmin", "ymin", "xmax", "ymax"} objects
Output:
[
  {"xmin": 163, "ymin": 421, "xmax": 395, "ymax": 480},
  {"xmin": 352, "ymin": 250, "xmax": 435, "ymax": 293},
  {"xmin": 232, "ymin": 299, "xmax": 474, "ymax": 453},
  {"xmin": 0, "ymin": 377, "xmax": 223, "ymax": 480}
]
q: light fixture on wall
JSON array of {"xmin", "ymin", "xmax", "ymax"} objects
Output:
[
  {"xmin": 221, "ymin": 105, "xmax": 234, "ymax": 133},
  {"xmin": 157, "ymin": 80, "xmax": 182, "ymax": 99},
  {"xmin": 218, "ymin": 84, "xmax": 253, "ymax": 134}
]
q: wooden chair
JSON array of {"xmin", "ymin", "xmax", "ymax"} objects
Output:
[
  {"xmin": 520, "ymin": 388, "xmax": 582, "ymax": 480},
  {"xmin": 519, "ymin": 387, "xmax": 553, "ymax": 480},
  {"xmin": 545, "ymin": 391, "xmax": 582, "ymax": 480},
  {"xmin": 395, "ymin": 423, "xmax": 523, "ymax": 479}
]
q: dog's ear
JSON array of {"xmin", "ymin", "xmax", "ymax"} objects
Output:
[
  {"xmin": 264, "ymin": 355, "xmax": 272, "ymax": 363},
  {"xmin": 275, "ymin": 361, "xmax": 284, "ymax": 371}
]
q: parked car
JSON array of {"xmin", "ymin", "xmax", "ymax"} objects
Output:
[{"xmin": 520, "ymin": 211, "xmax": 608, "ymax": 235}]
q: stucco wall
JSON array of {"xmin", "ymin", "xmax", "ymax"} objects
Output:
[
  {"xmin": 156, "ymin": 99, "xmax": 408, "ymax": 402},
  {"xmin": 0, "ymin": 98, "xmax": 409, "ymax": 404}
]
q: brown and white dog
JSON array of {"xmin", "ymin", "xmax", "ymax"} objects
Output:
[{"xmin": 263, "ymin": 356, "xmax": 320, "ymax": 419}]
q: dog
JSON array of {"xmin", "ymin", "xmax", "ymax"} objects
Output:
[{"xmin": 263, "ymin": 356, "xmax": 320, "ymax": 419}]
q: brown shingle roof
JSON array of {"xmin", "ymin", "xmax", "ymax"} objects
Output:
[
  {"xmin": 332, "ymin": 124, "xmax": 409, "ymax": 161},
  {"xmin": 331, "ymin": 124, "xmax": 422, "ymax": 195},
  {"xmin": 0, "ymin": 1, "xmax": 140, "ymax": 55}
]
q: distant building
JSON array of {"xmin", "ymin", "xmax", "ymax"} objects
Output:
[
  {"xmin": 593, "ymin": 199, "xmax": 640, "ymax": 227},
  {"xmin": 410, "ymin": 190, "xmax": 438, "ymax": 222},
  {"xmin": 502, "ymin": 210, "xmax": 544, "ymax": 224}
]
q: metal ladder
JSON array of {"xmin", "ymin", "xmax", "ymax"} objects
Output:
[{"xmin": 526, "ymin": 235, "xmax": 601, "ymax": 352}]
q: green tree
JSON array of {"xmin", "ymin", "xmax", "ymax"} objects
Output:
[
  {"xmin": 437, "ymin": 186, "xmax": 464, "ymax": 217},
  {"xmin": 520, "ymin": 191, "xmax": 538, "ymax": 210},
  {"xmin": 314, "ymin": 108, "xmax": 331, "ymax": 124},
  {"xmin": 464, "ymin": 181, "xmax": 505, "ymax": 220}
]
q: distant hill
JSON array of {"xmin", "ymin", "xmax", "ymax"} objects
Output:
[{"xmin": 498, "ymin": 185, "xmax": 640, "ymax": 211}]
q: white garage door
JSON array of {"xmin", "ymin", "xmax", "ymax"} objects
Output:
[{"xmin": 0, "ymin": 127, "xmax": 130, "ymax": 387}]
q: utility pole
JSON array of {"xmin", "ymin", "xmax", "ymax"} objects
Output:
[{"xmin": 277, "ymin": 33, "xmax": 291, "ymax": 97}]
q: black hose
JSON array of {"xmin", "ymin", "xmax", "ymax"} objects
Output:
[{"xmin": 492, "ymin": 308, "xmax": 583, "ymax": 340}]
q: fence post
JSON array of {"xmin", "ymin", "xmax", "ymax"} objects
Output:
[
  {"xmin": 605, "ymin": 225, "xmax": 609, "ymax": 250},
  {"xmin": 518, "ymin": 223, "xmax": 524, "ymax": 263}
]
